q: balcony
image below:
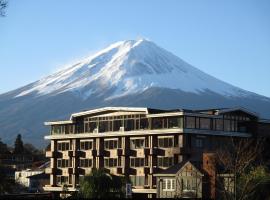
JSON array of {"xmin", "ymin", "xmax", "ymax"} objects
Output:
[
  {"xmin": 117, "ymin": 149, "xmax": 123, "ymax": 156},
  {"xmin": 91, "ymin": 149, "xmax": 97, "ymax": 157},
  {"xmin": 68, "ymin": 150, "xmax": 85, "ymax": 158},
  {"xmin": 45, "ymin": 151, "xmax": 62, "ymax": 158},
  {"xmin": 122, "ymin": 149, "xmax": 137, "ymax": 157},
  {"xmin": 45, "ymin": 167, "xmax": 57, "ymax": 174},
  {"xmin": 143, "ymin": 167, "xmax": 150, "ymax": 174},
  {"xmin": 117, "ymin": 167, "xmax": 136, "ymax": 175},
  {"xmin": 97, "ymin": 149, "xmax": 110, "ymax": 157},
  {"xmin": 144, "ymin": 148, "xmax": 150, "ymax": 155}
]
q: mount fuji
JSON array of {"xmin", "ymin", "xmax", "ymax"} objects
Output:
[{"xmin": 1, "ymin": 39, "xmax": 270, "ymax": 146}]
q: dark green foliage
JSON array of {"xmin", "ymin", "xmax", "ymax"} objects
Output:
[
  {"xmin": 0, "ymin": 0, "xmax": 7, "ymax": 17},
  {"xmin": 14, "ymin": 134, "xmax": 24, "ymax": 154},
  {"xmin": 79, "ymin": 168, "xmax": 127, "ymax": 198}
]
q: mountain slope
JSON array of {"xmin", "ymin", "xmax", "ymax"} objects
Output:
[{"xmin": 1, "ymin": 39, "xmax": 270, "ymax": 146}]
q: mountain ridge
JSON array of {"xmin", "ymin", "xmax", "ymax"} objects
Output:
[{"xmin": 0, "ymin": 39, "xmax": 270, "ymax": 146}]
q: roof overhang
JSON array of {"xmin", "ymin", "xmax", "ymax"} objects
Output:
[
  {"xmin": 70, "ymin": 107, "xmax": 148, "ymax": 119},
  {"xmin": 44, "ymin": 120, "xmax": 73, "ymax": 126},
  {"xmin": 217, "ymin": 107, "xmax": 259, "ymax": 118}
]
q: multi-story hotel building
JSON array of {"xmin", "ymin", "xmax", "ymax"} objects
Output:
[{"xmin": 43, "ymin": 106, "xmax": 269, "ymax": 197}]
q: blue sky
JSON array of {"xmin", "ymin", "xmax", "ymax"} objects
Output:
[{"xmin": 0, "ymin": 0, "xmax": 270, "ymax": 97}]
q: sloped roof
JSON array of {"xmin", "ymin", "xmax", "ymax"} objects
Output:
[{"xmin": 154, "ymin": 161, "xmax": 203, "ymax": 176}]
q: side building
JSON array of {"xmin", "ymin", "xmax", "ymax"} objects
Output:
[{"xmin": 43, "ymin": 106, "xmax": 268, "ymax": 197}]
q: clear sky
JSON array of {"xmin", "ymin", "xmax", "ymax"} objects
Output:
[{"xmin": 0, "ymin": 0, "xmax": 270, "ymax": 97}]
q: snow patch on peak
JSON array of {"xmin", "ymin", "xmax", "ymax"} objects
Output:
[{"xmin": 15, "ymin": 38, "xmax": 250, "ymax": 99}]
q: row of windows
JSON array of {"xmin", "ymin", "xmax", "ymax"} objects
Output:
[
  {"xmin": 158, "ymin": 137, "xmax": 174, "ymax": 148},
  {"xmin": 57, "ymin": 142, "xmax": 70, "ymax": 151},
  {"xmin": 52, "ymin": 114, "xmax": 251, "ymax": 135},
  {"xmin": 162, "ymin": 179, "xmax": 176, "ymax": 191},
  {"xmin": 56, "ymin": 136, "xmax": 178, "ymax": 152},
  {"xmin": 185, "ymin": 116, "xmax": 248, "ymax": 132},
  {"xmin": 57, "ymin": 156, "xmax": 176, "ymax": 169},
  {"xmin": 57, "ymin": 159, "xmax": 71, "ymax": 168},
  {"xmin": 104, "ymin": 140, "xmax": 119, "ymax": 150},
  {"xmin": 79, "ymin": 159, "xmax": 93, "ymax": 168},
  {"xmin": 56, "ymin": 175, "xmax": 72, "ymax": 185},
  {"xmin": 130, "ymin": 158, "xmax": 146, "ymax": 167},
  {"xmin": 80, "ymin": 141, "xmax": 93, "ymax": 150},
  {"xmin": 104, "ymin": 158, "xmax": 118, "ymax": 167},
  {"xmin": 130, "ymin": 176, "xmax": 145, "ymax": 186},
  {"xmin": 158, "ymin": 157, "xmax": 174, "ymax": 168}
]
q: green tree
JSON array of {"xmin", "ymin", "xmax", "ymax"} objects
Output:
[
  {"xmin": 79, "ymin": 169, "xmax": 126, "ymax": 198},
  {"xmin": 238, "ymin": 166, "xmax": 270, "ymax": 200},
  {"xmin": 0, "ymin": 0, "xmax": 7, "ymax": 17},
  {"xmin": 14, "ymin": 134, "xmax": 24, "ymax": 154}
]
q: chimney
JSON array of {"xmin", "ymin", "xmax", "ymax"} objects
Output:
[{"xmin": 203, "ymin": 152, "xmax": 216, "ymax": 199}]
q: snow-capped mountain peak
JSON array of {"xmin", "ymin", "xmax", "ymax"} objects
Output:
[{"xmin": 16, "ymin": 39, "xmax": 247, "ymax": 99}]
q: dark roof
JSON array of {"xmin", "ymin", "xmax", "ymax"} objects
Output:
[
  {"xmin": 155, "ymin": 160, "xmax": 203, "ymax": 175},
  {"xmin": 27, "ymin": 172, "xmax": 49, "ymax": 180}
]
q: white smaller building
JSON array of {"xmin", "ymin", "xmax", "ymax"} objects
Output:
[{"xmin": 15, "ymin": 169, "xmax": 43, "ymax": 188}]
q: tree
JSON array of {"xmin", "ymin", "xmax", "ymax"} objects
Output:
[
  {"xmin": 79, "ymin": 169, "xmax": 126, "ymax": 198},
  {"xmin": 14, "ymin": 134, "xmax": 24, "ymax": 154},
  {"xmin": 216, "ymin": 137, "xmax": 268, "ymax": 200},
  {"xmin": 0, "ymin": 0, "xmax": 7, "ymax": 17}
]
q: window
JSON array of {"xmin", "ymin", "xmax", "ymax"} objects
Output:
[
  {"xmin": 79, "ymin": 159, "xmax": 93, "ymax": 168},
  {"xmin": 168, "ymin": 117, "xmax": 182, "ymax": 128},
  {"xmin": 182, "ymin": 178, "xmax": 197, "ymax": 191},
  {"xmin": 158, "ymin": 157, "xmax": 174, "ymax": 168},
  {"xmin": 113, "ymin": 119, "xmax": 123, "ymax": 131},
  {"xmin": 56, "ymin": 176, "xmax": 69, "ymax": 185},
  {"xmin": 104, "ymin": 158, "xmax": 118, "ymax": 167},
  {"xmin": 195, "ymin": 138, "xmax": 203, "ymax": 148},
  {"xmin": 162, "ymin": 179, "xmax": 175, "ymax": 191},
  {"xmin": 80, "ymin": 141, "xmax": 93, "ymax": 150},
  {"xmin": 57, "ymin": 142, "xmax": 70, "ymax": 151},
  {"xmin": 130, "ymin": 139, "xmax": 145, "ymax": 149},
  {"xmin": 215, "ymin": 119, "xmax": 223, "ymax": 131},
  {"xmin": 140, "ymin": 118, "xmax": 148, "ymax": 129},
  {"xmin": 125, "ymin": 119, "xmax": 135, "ymax": 131},
  {"xmin": 130, "ymin": 158, "xmax": 145, "ymax": 167},
  {"xmin": 130, "ymin": 176, "xmax": 145, "ymax": 186},
  {"xmin": 104, "ymin": 140, "xmax": 118, "ymax": 150},
  {"xmin": 200, "ymin": 118, "xmax": 211, "ymax": 130},
  {"xmin": 224, "ymin": 119, "xmax": 231, "ymax": 131},
  {"xmin": 57, "ymin": 159, "xmax": 71, "ymax": 168},
  {"xmin": 152, "ymin": 118, "xmax": 163, "ymax": 129},
  {"xmin": 186, "ymin": 117, "xmax": 195, "ymax": 129},
  {"xmin": 158, "ymin": 137, "xmax": 174, "ymax": 148}
]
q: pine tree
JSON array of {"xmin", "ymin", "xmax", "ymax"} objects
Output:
[{"xmin": 14, "ymin": 134, "xmax": 24, "ymax": 154}]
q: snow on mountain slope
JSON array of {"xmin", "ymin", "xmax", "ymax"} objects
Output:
[{"xmin": 16, "ymin": 39, "xmax": 249, "ymax": 99}]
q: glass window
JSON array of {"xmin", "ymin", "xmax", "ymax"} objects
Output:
[
  {"xmin": 140, "ymin": 118, "xmax": 148, "ymax": 129},
  {"xmin": 130, "ymin": 139, "xmax": 145, "ymax": 149},
  {"xmin": 125, "ymin": 119, "xmax": 134, "ymax": 131},
  {"xmin": 113, "ymin": 120, "xmax": 123, "ymax": 131},
  {"xmin": 200, "ymin": 118, "xmax": 211, "ymax": 130},
  {"xmin": 130, "ymin": 176, "xmax": 145, "ymax": 186},
  {"xmin": 158, "ymin": 157, "xmax": 174, "ymax": 168},
  {"xmin": 130, "ymin": 158, "xmax": 145, "ymax": 167},
  {"xmin": 104, "ymin": 158, "xmax": 118, "ymax": 167},
  {"xmin": 224, "ymin": 120, "xmax": 231, "ymax": 131},
  {"xmin": 168, "ymin": 117, "xmax": 182, "ymax": 128},
  {"xmin": 104, "ymin": 140, "xmax": 118, "ymax": 150},
  {"xmin": 163, "ymin": 179, "xmax": 176, "ymax": 191},
  {"xmin": 195, "ymin": 138, "xmax": 203, "ymax": 148},
  {"xmin": 158, "ymin": 137, "xmax": 174, "ymax": 148},
  {"xmin": 186, "ymin": 117, "xmax": 195, "ymax": 129},
  {"xmin": 152, "ymin": 118, "xmax": 163, "ymax": 129},
  {"xmin": 215, "ymin": 119, "xmax": 223, "ymax": 131}
]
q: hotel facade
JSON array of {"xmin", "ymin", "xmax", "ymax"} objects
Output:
[{"xmin": 43, "ymin": 106, "xmax": 269, "ymax": 198}]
